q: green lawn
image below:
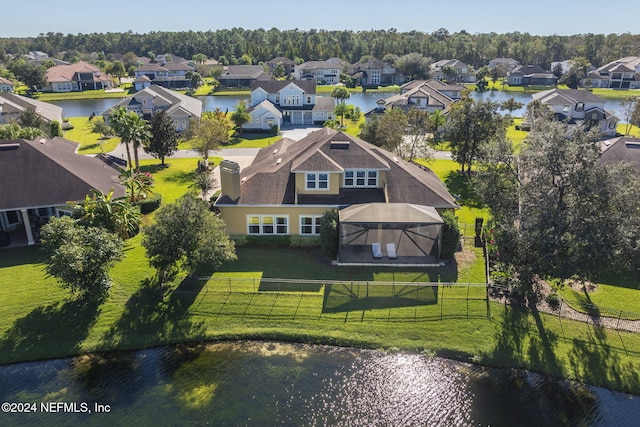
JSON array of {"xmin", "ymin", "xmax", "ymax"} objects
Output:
[
  {"xmin": 3, "ymin": 148, "xmax": 640, "ymax": 395},
  {"xmin": 35, "ymin": 84, "xmax": 133, "ymax": 101},
  {"xmin": 64, "ymin": 117, "xmax": 120, "ymax": 154}
]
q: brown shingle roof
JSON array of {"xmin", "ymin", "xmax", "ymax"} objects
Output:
[
  {"xmin": 217, "ymin": 128, "xmax": 457, "ymax": 209},
  {"xmin": 0, "ymin": 137, "xmax": 125, "ymax": 210}
]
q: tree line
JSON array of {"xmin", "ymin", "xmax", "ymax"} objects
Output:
[{"xmin": 2, "ymin": 28, "xmax": 640, "ymax": 70}]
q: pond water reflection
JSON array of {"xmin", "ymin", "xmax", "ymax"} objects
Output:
[{"xmin": 1, "ymin": 342, "xmax": 638, "ymax": 426}]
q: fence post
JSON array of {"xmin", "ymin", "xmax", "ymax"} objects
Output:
[
  {"xmin": 440, "ymin": 285, "xmax": 444, "ymax": 320},
  {"xmin": 228, "ymin": 277, "xmax": 232, "ymax": 294},
  {"xmin": 466, "ymin": 284, "xmax": 470, "ymax": 318},
  {"xmin": 616, "ymin": 310, "xmax": 622, "ymax": 330},
  {"xmin": 253, "ymin": 278, "xmax": 255, "ymax": 293}
]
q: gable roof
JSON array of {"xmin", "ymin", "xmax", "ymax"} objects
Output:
[
  {"xmin": 45, "ymin": 61, "xmax": 110, "ymax": 84},
  {"xmin": 531, "ymin": 88, "xmax": 606, "ymax": 105},
  {"xmin": 103, "ymin": 84, "xmax": 202, "ymax": 118},
  {"xmin": 0, "ymin": 77, "xmax": 14, "ymax": 86},
  {"xmin": 134, "ymin": 62, "xmax": 194, "ymax": 73},
  {"xmin": 0, "ymin": 137, "xmax": 125, "ymax": 210},
  {"xmin": 251, "ymin": 80, "xmax": 316, "ymax": 94},
  {"xmin": 384, "ymin": 80, "xmax": 456, "ymax": 112},
  {"xmin": 509, "ymin": 64, "xmax": 547, "ymax": 76},
  {"xmin": 217, "ymin": 128, "xmax": 457, "ymax": 209},
  {"xmin": 599, "ymin": 136, "xmax": 640, "ymax": 169},
  {"xmin": 220, "ymin": 65, "xmax": 270, "ymax": 80},
  {"xmin": 0, "ymin": 93, "xmax": 64, "ymax": 123}
]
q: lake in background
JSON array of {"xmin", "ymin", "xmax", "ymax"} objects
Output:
[
  {"xmin": 1, "ymin": 341, "xmax": 638, "ymax": 426},
  {"xmin": 51, "ymin": 90, "xmax": 627, "ymax": 123}
]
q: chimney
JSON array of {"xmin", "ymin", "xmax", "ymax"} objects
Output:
[{"xmin": 219, "ymin": 160, "xmax": 241, "ymax": 201}]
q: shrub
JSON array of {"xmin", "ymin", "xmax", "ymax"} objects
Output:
[
  {"xmin": 440, "ymin": 210, "xmax": 460, "ymax": 260},
  {"xmin": 244, "ymin": 235, "xmax": 291, "ymax": 247},
  {"xmin": 139, "ymin": 194, "xmax": 162, "ymax": 214},
  {"xmin": 319, "ymin": 210, "xmax": 339, "ymax": 259}
]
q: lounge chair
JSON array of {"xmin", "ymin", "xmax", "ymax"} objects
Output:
[
  {"xmin": 372, "ymin": 243, "xmax": 383, "ymax": 258},
  {"xmin": 387, "ymin": 243, "xmax": 397, "ymax": 259}
]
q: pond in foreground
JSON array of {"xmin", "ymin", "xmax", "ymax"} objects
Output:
[{"xmin": 1, "ymin": 341, "xmax": 638, "ymax": 426}]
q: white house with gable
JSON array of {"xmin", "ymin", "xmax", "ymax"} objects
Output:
[{"xmin": 245, "ymin": 80, "xmax": 334, "ymax": 130}]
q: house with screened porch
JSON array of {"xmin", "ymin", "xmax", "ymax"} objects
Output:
[{"xmin": 214, "ymin": 128, "xmax": 458, "ymax": 266}]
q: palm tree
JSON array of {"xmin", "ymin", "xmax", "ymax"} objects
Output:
[
  {"xmin": 335, "ymin": 102, "xmax": 348, "ymax": 127},
  {"xmin": 109, "ymin": 107, "xmax": 133, "ymax": 170},
  {"xmin": 110, "ymin": 108, "xmax": 151, "ymax": 172},
  {"xmin": 430, "ymin": 110, "xmax": 446, "ymax": 134},
  {"xmin": 125, "ymin": 113, "xmax": 151, "ymax": 172},
  {"xmin": 230, "ymin": 101, "xmax": 251, "ymax": 135}
]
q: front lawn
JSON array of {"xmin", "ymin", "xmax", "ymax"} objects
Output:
[{"xmin": 64, "ymin": 116, "xmax": 120, "ymax": 154}]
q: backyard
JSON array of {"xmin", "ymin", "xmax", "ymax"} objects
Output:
[{"xmin": 2, "ymin": 147, "xmax": 640, "ymax": 393}]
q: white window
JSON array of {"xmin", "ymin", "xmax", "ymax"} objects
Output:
[
  {"xmin": 344, "ymin": 169, "xmax": 378, "ymax": 188},
  {"xmin": 247, "ymin": 215, "xmax": 289, "ymax": 235},
  {"xmin": 305, "ymin": 172, "xmax": 328, "ymax": 190},
  {"xmin": 575, "ymin": 102, "xmax": 584, "ymax": 112},
  {"xmin": 300, "ymin": 216, "xmax": 322, "ymax": 235}
]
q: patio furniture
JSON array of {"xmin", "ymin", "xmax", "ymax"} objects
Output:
[
  {"xmin": 386, "ymin": 243, "xmax": 397, "ymax": 259},
  {"xmin": 372, "ymin": 243, "xmax": 383, "ymax": 258}
]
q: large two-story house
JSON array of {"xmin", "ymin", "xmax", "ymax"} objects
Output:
[
  {"xmin": 430, "ymin": 59, "xmax": 476, "ymax": 83},
  {"xmin": 217, "ymin": 65, "xmax": 271, "ymax": 88},
  {"xmin": 244, "ymin": 80, "xmax": 335, "ymax": 130},
  {"xmin": 102, "ymin": 85, "xmax": 202, "ymax": 132},
  {"xmin": 531, "ymin": 89, "xmax": 618, "ymax": 136},
  {"xmin": 43, "ymin": 61, "xmax": 112, "ymax": 93},
  {"xmin": 507, "ymin": 65, "xmax": 557, "ymax": 86},
  {"xmin": 585, "ymin": 56, "xmax": 640, "ymax": 89},
  {"xmin": 133, "ymin": 62, "xmax": 195, "ymax": 91},
  {"xmin": 294, "ymin": 58, "xmax": 347, "ymax": 85},
  {"xmin": 350, "ymin": 58, "xmax": 406, "ymax": 87},
  {"xmin": 214, "ymin": 127, "xmax": 458, "ymax": 266},
  {"xmin": 365, "ymin": 79, "xmax": 463, "ymax": 120}
]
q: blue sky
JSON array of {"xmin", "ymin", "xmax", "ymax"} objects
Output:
[{"xmin": 3, "ymin": 0, "xmax": 638, "ymax": 38}]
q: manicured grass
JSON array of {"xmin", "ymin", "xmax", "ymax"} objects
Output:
[
  {"xmin": 35, "ymin": 84, "xmax": 133, "ymax": 101},
  {"xmin": 590, "ymin": 88, "xmax": 640, "ymax": 100},
  {"xmin": 507, "ymin": 118, "xmax": 529, "ymax": 150},
  {"xmin": 2, "ymin": 151, "xmax": 640, "ymax": 395},
  {"xmin": 138, "ymin": 157, "xmax": 221, "ymax": 204},
  {"xmin": 2, "ymin": 242, "xmax": 640, "ymax": 394},
  {"xmin": 64, "ymin": 116, "xmax": 120, "ymax": 154}
]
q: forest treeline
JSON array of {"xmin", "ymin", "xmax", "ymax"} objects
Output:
[{"xmin": 1, "ymin": 28, "xmax": 639, "ymax": 69}]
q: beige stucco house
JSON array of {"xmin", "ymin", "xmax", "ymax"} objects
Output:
[{"xmin": 215, "ymin": 128, "xmax": 458, "ymax": 266}]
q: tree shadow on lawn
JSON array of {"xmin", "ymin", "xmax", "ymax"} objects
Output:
[
  {"xmin": 444, "ymin": 170, "xmax": 484, "ymax": 208},
  {"xmin": 567, "ymin": 324, "xmax": 640, "ymax": 392},
  {"xmin": 0, "ymin": 296, "xmax": 101, "ymax": 363},
  {"xmin": 321, "ymin": 282, "xmax": 438, "ymax": 313},
  {"xmin": 140, "ymin": 163, "xmax": 170, "ymax": 174},
  {"xmin": 100, "ymin": 277, "xmax": 207, "ymax": 350},
  {"xmin": 486, "ymin": 304, "xmax": 563, "ymax": 378}
]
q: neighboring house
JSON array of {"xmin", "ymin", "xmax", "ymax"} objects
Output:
[
  {"xmin": 365, "ymin": 79, "xmax": 462, "ymax": 120},
  {"xmin": 103, "ymin": 84, "xmax": 202, "ymax": 132},
  {"xmin": 24, "ymin": 51, "xmax": 49, "ymax": 61},
  {"xmin": 294, "ymin": 58, "xmax": 347, "ymax": 85},
  {"xmin": 507, "ymin": 65, "xmax": 557, "ymax": 86},
  {"xmin": 133, "ymin": 62, "xmax": 195, "ymax": 91},
  {"xmin": 598, "ymin": 136, "xmax": 640, "ymax": 171},
  {"xmin": 430, "ymin": 59, "xmax": 476, "ymax": 83},
  {"xmin": 244, "ymin": 80, "xmax": 334, "ymax": 130},
  {"xmin": 550, "ymin": 59, "xmax": 574, "ymax": 75},
  {"xmin": 531, "ymin": 89, "xmax": 619, "ymax": 136},
  {"xmin": 488, "ymin": 58, "xmax": 520, "ymax": 72},
  {"xmin": 43, "ymin": 61, "xmax": 112, "ymax": 92},
  {"xmin": 0, "ymin": 77, "xmax": 14, "ymax": 93},
  {"xmin": 586, "ymin": 56, "xmax": 640, "ymax": 89},
  {"xmin": 267, "ymin": 57, "xmax": 296, "ymax": 77},
  {"xmin": 214, "ymin": 127, "xmax": 458, "ymax": 266},
  {"xmin": 217, "ymin": 65, "xmax": 271, "ymax": 88},
  {"xmin": 0, "ymin": 137, "xmax": 125, "ymax": 246},
  {"xmin": 0, "ymin": 92, "xmax": 64, "ymax": 124},
  {"xmin": 351, "ymin": 58, "xmax": 407, "ymax": 87}
]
